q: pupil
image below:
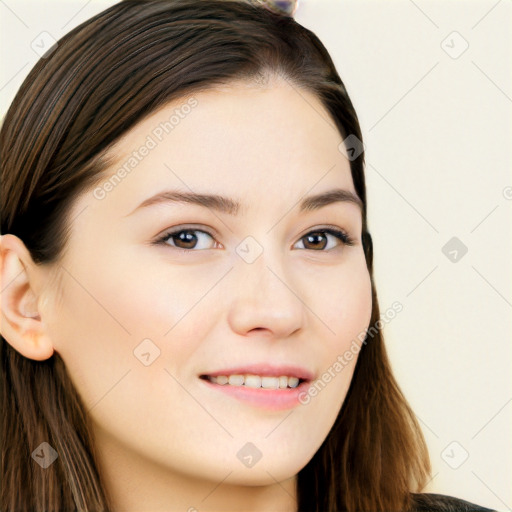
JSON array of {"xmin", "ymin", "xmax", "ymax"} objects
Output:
[
  {"xmin": 177, "ymin": 231, "xmax": 196, "ymax": 248},
  {"xmin": 306, "ymin": 232, "xmax": 326, "ymax": 250}
]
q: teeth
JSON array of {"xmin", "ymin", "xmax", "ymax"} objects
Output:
[
  {"xmin": 288, "ymin": 377, "xmax": 299, "ymax": 388},
  {"xmin": 245, "ymin": 375, "xmax": 261, "ymax": 388},
  {"xmin": 207, "ymin": 374, "xmax": 302, "ymax": 389},
  {"xmin": 228, "ymin": 375, "xmax": 244, "ymax": 386},
  {"xmin": 261, "ymin": 376, "xmax": 279, "ymax": 389}
]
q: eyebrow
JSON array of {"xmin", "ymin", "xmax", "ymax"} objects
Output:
[{"xmin": 125, "ymin": 188, "xmax": 363, "ymax": 217}]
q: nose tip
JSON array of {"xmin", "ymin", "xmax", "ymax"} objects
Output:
[{"xmin": 227, "ymin": 262, "xmax": 305, "ymax": 339}]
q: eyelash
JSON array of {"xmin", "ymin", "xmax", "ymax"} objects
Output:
[{"xmin": 153, "ymin": 225, "xmax": 355, "ymax": 253}]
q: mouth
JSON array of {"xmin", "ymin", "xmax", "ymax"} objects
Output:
[
  {"xmin": 198, "ymin": 364, "xmax": 314, "ymax": 411},
  {"xmin": 199, "ymin": 374, "xmax": 308, "ymax": 389}
]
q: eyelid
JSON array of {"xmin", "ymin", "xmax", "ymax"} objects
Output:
[
  {"xmin": 153, "ymin": 224, "xmax": 218, "ymax": 250},
  {"xmin": 155, "ymin": 224, "xmax": 217, "ymax": 240},
  {"xmin": 296, "ymin": 224, "xmax": 356, "ymax": 248},
  {"xmin": 153, "ymin": 222, "xmax": 356, "ymax": 252}
]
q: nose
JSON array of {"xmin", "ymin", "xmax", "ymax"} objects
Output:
[{"xmin": 226, "ymin": 250, "xmax": 305, "ymax": 338}]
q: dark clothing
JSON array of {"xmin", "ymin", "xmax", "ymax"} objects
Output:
[{"xmin": 409, "ymin": 493, "xmax": 496, "ymax": 511}]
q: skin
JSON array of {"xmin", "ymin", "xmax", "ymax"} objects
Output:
[{"xmin": 0, "ymin": 76, "xmax": 372, "ymax": 512}]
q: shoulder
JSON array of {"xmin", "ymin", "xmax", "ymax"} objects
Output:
[{"xmin": 408, "ymin": 493, "xmax": 496, "ymax": 512}]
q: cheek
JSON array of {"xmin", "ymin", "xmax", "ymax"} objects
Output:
[
  {"xmin": 288, "ymin": 261, "xmax": 372, "ymax": 461},
  {"xmin": 47, "ymin": 253, "xmax": 217, "ymax": 407},
  {"xmin": 316, "ymin": 258, "xmax": 373, "ymax": 350},
  {"xmin": 295, "ymin": 256, "xmax": 372, "ymax": 402},
  {"xmin": 45, "ymin": 272, "xmax": 136, "ymax": 408}
]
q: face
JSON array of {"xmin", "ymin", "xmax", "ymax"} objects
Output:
[{"xmin": 39, "ymin": 77, "xmax": 372, "ymax": 485}]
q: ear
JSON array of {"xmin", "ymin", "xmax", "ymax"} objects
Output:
[{"xmin": 0, "ymin": 234, "xmax": 54, "ymax": 360}]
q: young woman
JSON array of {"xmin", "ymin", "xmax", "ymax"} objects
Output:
[{"xmin": 0, "ymin": 1, "xmax": 496, "ymax": 511}]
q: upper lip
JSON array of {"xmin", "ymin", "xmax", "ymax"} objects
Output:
[{"xmin": 200, "ymin": 363, "xmax": 315, "ymax": 382}]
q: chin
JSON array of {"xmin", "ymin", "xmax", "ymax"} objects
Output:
[
  {"xmin": 221, "ymin": 467, "xmax": 298, "ymax": 487},
  {"xmin": 217, "ymin": 451, "xmax": 312, "ymax": 486}
]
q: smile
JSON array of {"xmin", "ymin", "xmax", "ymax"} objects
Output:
[{"xmin": 201, "ymin": 374, "xmax": 303, "ymax": 389}]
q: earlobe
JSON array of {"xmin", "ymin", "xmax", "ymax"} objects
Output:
[{"xmin": 0, "ymin": 234, "xmax": 55, "ymax": 361}]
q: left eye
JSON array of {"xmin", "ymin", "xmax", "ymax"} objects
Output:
[
  {"xmin": 155, "ymin": 227, "xmax": 354, "ymax": 252},
  {"xmin": 293, "ymin": 229, "xmax": 354, "ymax": 251}
]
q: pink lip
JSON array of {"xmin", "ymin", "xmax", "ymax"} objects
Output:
[
  {"xmin": 199, "ymin": 378, "xmax": 313, "ymax": 411},
  {"xmin": 198, "ymin": 363, "xmax": 315, "ymax": 411},
  {"xmin": 200, "ymin": 363, "xmax": 315, "ymax": 381}
]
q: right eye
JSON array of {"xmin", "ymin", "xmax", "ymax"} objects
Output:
[{"xmin": 155, "ymin": 227, "xmax": 218, "ymax": 252}]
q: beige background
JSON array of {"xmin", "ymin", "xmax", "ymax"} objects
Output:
[{"xmin": 1, "ymin": 1, "xmax": 510, "ymax": 510}]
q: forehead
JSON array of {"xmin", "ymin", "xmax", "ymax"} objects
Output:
[
  {"xmin": 79, "ymin": 79, "xmax": 358, "ymax": 219},
  {"xmin": 114, "ymin": 80, "xmax": 341, "ymax": 154}
]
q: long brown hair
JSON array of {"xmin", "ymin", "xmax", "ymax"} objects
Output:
[{"xmin": 0, "ymin": 1, "xmax": 431, "ymax": 510}]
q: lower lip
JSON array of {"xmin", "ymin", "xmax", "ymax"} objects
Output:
[{"xmin": 200, "ymin": 378, "xmax": 312, "ymax": 411}]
